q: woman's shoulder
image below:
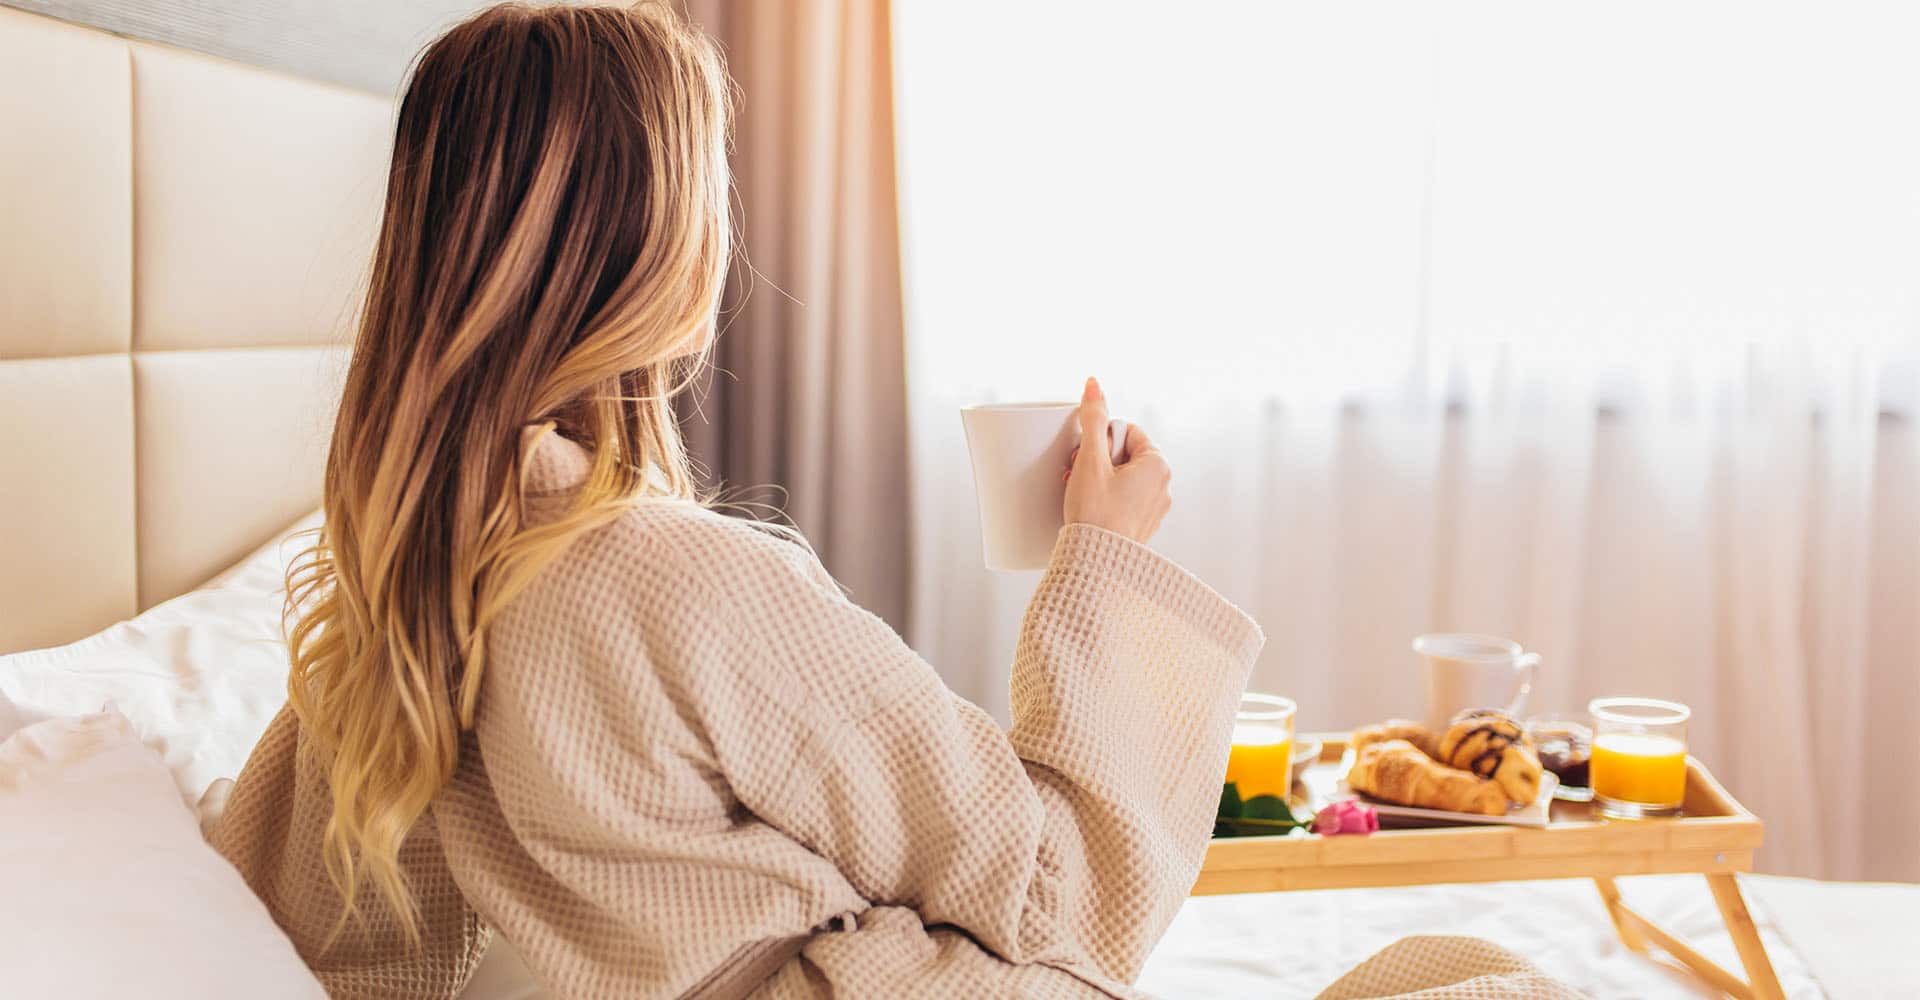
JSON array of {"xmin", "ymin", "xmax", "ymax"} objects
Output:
[
  {"xmin": 492, "ymin": 501, "xmax": 840, "ymax": 676},
  {"xmin": 516, "ymin": 430, "xmax": 832, "ymax": 598},
  {"xmin": 552, "ymin": 498, "xmax": 839, "ymax": 608},
  {"xmin": 625, "ymin": 499, "xmax": 816, "ymax": 568}
]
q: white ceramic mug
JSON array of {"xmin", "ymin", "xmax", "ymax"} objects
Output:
[
  {"xmin": 1412, "ymin": 633, "xmax": 1541, "ymax": 730},
  {"xmin": 960, "ymin": 402, "xmax": 1129, "ymax": 571}
]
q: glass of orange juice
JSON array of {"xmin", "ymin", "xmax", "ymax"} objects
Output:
[
  {"xmin": 1589, "ymin": 697, "xmax": 1690, "ymax": 819},
  {"xmin": 1225, "ymin": 694, "xmax": 1296, "ymax": 799}
]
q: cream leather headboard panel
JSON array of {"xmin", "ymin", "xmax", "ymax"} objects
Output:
[{"xmin": 0, "ymin": 6, "xmax": 392, "ymax": 653}]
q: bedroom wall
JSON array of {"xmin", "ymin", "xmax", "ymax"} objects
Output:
[{"xmin": 0, "ymin": 0, "xmax": 499, "ymax": 94}]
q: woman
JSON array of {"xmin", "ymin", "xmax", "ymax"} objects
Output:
[{"xmin": 213, "ymin": 3, "xmax": 1261, "ymax": 997}]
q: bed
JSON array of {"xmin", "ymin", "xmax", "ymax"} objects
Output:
[{"xmin": 1, "ymin": 6, "xmax": 1914, "ymax": 998}]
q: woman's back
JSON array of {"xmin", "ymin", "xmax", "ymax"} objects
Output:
[{"xmin": 218, "ymin": 429, "xmax": 1262, "ymax": 997}]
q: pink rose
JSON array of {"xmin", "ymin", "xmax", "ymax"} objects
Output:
[{"xmin": 1314, "ymin": 800, "xmax": 1379, "ymax": 835}]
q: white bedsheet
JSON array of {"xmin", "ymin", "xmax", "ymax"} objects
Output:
[
  {"xmin": 1140, "ymin": 873, "xmax": 1918, "ymax": 999},
  {"xmin": 457, "ymin": 872, "xmax": 1917, "ymax": 999}
]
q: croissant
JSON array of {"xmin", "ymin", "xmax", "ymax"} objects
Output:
[
  {"xmin": 1350, "ymin": 720, "xmax": 1440, "ymax": 760},
  {"xmin": 1347, "ymin": 739, "xmax": 1508, "ymax": 816},
  {"xmin": 1438, "ymin": 710, "xmax": 1544, "ymax": 804}
]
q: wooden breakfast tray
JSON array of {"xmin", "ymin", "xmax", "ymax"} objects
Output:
[{"xmin": 1198, "ymin": 734, "xmax": 1783, "ymax": 1000}]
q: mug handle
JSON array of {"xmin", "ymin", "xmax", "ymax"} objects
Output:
[
  {"xmin": 1104, "ymin": 418, "xmax": 1130, "ymax": 464},
  {"xmin": 1509, "ymin": 652, "xmax": 1541, "ymax": 715}
]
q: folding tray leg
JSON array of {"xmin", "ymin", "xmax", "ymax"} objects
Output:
[
  {"xmin": 1593, "ymin": 875, "xmax": 1783, "ymax": 1000},
  {"xmin": 1592, "ymin": 877, "xmax": 1648, "ymax": 953},
  {"xmin": 1706, "ymin": 873, "xmax": 1785, "ymax": 1000}
]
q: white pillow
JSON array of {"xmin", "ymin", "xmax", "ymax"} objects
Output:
[
  {"xmin": 0, "ymin": 511, "xmax": 319, "ymax": 806},
  {"xmin": 0, "ymin": 711, "xmax": 326, "ymax": 998},
  {"xmin": 0, "ymin": 511, "xmax": 551, "ymax": 999}
]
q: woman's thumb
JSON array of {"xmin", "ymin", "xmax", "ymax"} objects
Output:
[{"xmin": 1076, "ymin": 377, "xmax": 1111, "ymax": 469}]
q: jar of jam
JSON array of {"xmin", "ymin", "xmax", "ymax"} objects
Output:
[{"xmin": 1526, "ymin": 714, "xmax": 1593, "ymax": 794}]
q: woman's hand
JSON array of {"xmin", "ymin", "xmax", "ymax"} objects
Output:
[{"xmin": 1063, "ymin": 377, "xmax": 1171, "ymax": 544}]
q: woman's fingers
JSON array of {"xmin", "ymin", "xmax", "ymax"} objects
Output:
[
  {"xmin": 1075, "ymin": 414, "xmax": 1159, "ymax": 474},
  {"xmin": 1122, "ymin": 421, "xmax": 1155, "ymax": 463},
  {"xmin": 1060, "ymin": 381, "xmax": 1173, "ymax": 544},
  {"xmin": 1127, "ymin": 447, "xmax": 1172, "ymax": 486}
]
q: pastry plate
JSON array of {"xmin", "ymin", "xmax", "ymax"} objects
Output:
[{"xmin": 1332, "ymin": 749, "xmax": 1559, "ymax": 829}]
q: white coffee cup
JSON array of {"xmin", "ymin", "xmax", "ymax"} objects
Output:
[
  {"xmin": 1412, "ymin": 633, "xmax": 1541, "ymax": 730},
  {"xmin": 960, "ymin": 402, "xmax": 1129, "ymax": 571}
]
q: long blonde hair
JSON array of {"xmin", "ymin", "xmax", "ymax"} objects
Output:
[{"xmin": 284, "ymin": 1, "xmax": 732, "ymax": 944}]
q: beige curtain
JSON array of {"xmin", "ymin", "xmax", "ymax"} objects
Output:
[{"xmin": 679, "ymin": 0, "xmax": 911, "ymax": 629}]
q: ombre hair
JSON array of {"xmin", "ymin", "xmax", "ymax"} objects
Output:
[{"xmin": 283, "ymin": 1, "xmax": 732, "ymax": 944}]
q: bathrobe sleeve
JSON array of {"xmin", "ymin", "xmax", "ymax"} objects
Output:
[{"xmin": 674, "ymin": 521, "xmax": 1263, "ymax": 986}]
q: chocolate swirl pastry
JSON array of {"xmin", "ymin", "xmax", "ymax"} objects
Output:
[{"xmin": 1437, "ymin": 709, "xmax": 1543, "ymax": 804}]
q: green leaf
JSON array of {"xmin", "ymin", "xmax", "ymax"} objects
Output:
[
  {"xmin": 1213, "ymin": 816, "xmax": 1305, "ymax": 838},
  {"xmin": 1217, "ymin": 783, "xmax": 1307, "ymax": 838},
  {"xmin": 1219, "ymin": 782, "xmax": 1244, "ymax": 819},
  {"xmin": 1241, "ymin": 795, "xmax": 1296, "ymax": 822}
]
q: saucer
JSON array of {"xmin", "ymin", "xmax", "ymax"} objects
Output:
[{"xmin": 1290, "ymin": 737, "xmax": 1323, "ymax": 784}]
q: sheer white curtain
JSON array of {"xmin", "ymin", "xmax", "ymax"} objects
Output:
[{"xmin": 893, "ymin": 1, "xmax": 1920, "ymax": 881}]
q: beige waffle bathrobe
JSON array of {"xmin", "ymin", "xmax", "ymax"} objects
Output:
[{"xmin": 214, "ymin": 431, "xmax": 1266, "ymax": 999}]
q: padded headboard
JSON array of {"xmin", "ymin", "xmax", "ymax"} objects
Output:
[{"xmin": 0, "ymin": 6, "xmax": 393, "ymax": 653}]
